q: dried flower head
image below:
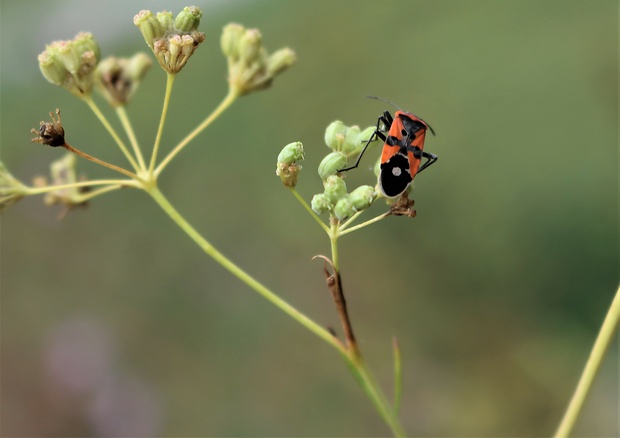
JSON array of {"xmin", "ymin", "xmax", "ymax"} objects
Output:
[{"xmin": 31, "ymin": 109, "xmax": 66, "ymax": 147}]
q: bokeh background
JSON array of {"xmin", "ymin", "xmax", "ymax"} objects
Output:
[{"xmin": 1, "ymin": 0, "xmax": 617, "ymax": 436}]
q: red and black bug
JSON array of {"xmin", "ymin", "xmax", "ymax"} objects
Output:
[{"xmin": 341, "ymin": 99, "xmax": 438, "ymax": 198}]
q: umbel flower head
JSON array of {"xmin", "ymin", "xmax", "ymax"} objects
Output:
[
  {"xmin": 37, "ymin": 32, "xmax": 100, "ymax": 97},
  {"xmin": 134, "ymin": 7, "xmax": 205, "ymax": 74},
  {"xmin": 221, "ymin": 23, "xmax": 296, "ymax": 95}
]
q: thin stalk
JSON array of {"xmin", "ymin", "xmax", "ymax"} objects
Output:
[
  {"xmin": 340, "ymin": 212, "xmax": 390, "ymax": 236},
  {"xmin": 147, "ymin": 185, "xmax": 343, "ymax": 352},
  {"xmin": 554, "ymin": 285, "xmax": 620, "ymax": 438},
  {"xmin": 155, "ymin": 87, "xmax": 238, "ymax": 176},
  {"xmin": 63, "ymin": 143, "xmax": 143, "ymax": 182},
  {"xmin": 24, "ymin": 179, "xmax": 137, "ymax": 195},
  {"xmin": 73, "ymin": 184, "xmax": 123, "ymax": 202},
  {"xmin": 116, "ymin": 106, "xmax": 146, "ymax": 171},
  {"xmin": 290, "ymin": 188, "xmax": 330, "ymax": 234},
  {"xmin": 149, "ymin": 73, "xmax": 175, "ymax": 174},
  {"xmin": 329, "ymin": 222, "xmax": 339, "ymax": 270},
  {"xmin": 147, "ymin": 185, "xmax": 407, "ymax": 437},
  {"xmin": 83, "ymin": 96, "xmax": 141, "ymax": 172}
]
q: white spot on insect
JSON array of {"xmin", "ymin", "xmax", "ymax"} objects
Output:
[{"xmin": 392, "ymin": 167, "xmax": 402, "ymax": 177}]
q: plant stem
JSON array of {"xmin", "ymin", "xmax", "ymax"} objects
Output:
[
  {"xmin": 63, "ymin": 143, "xmax": 142, "ymax": 182},
  {"xmin": 290, "ymin": 188, "xmax": 330, "ymax": 234},
  {"xmin": 24, "ymin": 179, "xmax": 137, "ymax": 195},
  {"xmin": 83, "ymin": 96, "xmax": 141, "ymax": 172},
  {"xmin": 155, "ymin": 87, "xmax": 238, "ymax": 176},
  {"xmin": 554, "ymin": 285, "xmax": 620, "ymax": 438},
  {"xmin": 147, "ymin": 185, "xmax": 343, "ymax": 352},
  {"xmin": 116, "ymin": 106, "xmax": 146, "ymax": 171},
  {"xmin": 147, "ymin": 184, "xmax": 407, "ymax": 437},
  {"xmin": 149, "ymin": 73, "xmax": 175, "ymax": 175}
]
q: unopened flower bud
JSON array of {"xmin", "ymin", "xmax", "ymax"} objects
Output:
[
  {"xmin": 267, "ymin": 48, "xmax": 296, "ymax": 76},
  {"xmin": 95, "ymin": 53, "xmax": 152, "ymax": 106},
  {"xmin": 324, "ymin": 121, "xmax": 347, "ymax": 151},
  {"xmin": 38, "ymin": 50, "xmax": 69, "ymax": 86},
  {"xmin": 174, "ymin": 6, "xmax": 202, "ymax": 33},
  {"xmin": 221, "ymin": 23, "xmax": 245, "ymax": 59},
  {"xmin": 333, "ymin": 197, "xmax": 356, "ymax": 221},
  {"xmin": 134, "ymin": 10, "xmax": 166, "ymax": 49},
  {"xmin": 348, "ymin": 185, "xmax": 376, "ymax": 211},
  {"xmin": 156, "ymin": 11, "xmax": 174, "ymax": 31},
  {"xmin": 277, "ymin": 142, "xmax": 304, "ymax": 165},
  {"xmin": 239, "ymin": 29, "xmax": 262, "ymax": 65},
  {"xmin": 311, "ymin": 193, "xmax": 330, "ymax": 215},
  {"xmin": 318, "ymin": 151, "xmax": 347, "ymax": 180},
  {"xmin": 323, "ymin": 175, "xmax": 347, "ymax": 204}
]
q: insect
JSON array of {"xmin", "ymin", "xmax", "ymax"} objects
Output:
[{"xmin": 340, "ymin": 98, "xmax": 438, "ymax": 198}]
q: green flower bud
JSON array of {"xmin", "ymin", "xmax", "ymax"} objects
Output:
[
  {"xmin": 318, "ymin": 151, "xmax": 347, "ymax": 180},
  {"xmin": 277, "ymin": 142, "xmax": 304, "ymax": 165},
  {"xmin": 221, "ymin": 23, "xmax": 245, "ymax": 59},
  {"xmin": 157, "ymin": 11, "xmax": 174, "ymax": 31},
  {"xmin": 239, "ymin": 29, "xmax": 262, "ymax": 65},
  {"xmin": 38, "ymin": 50, "xmax": 69, "ymax": 86},
  {"xmin": 358, "ymin": 126, "xmax": 376, "ymax": 144},
  {"xmin": 267, "ymin": 48, "xmax": 296, "ymax": 76},
  {"xmin": 348, "ymin": 185, "xmax": 376, "ymax": 211},
  {"xmin": 73, "ymin": 32, "xmax": 100, "ymax": 64},
  {"xmin": 134, "ymin": 10, "xmax": 166, "ymax": 49},
  {"xmin": 324, "ymin": 121, "xmax": 347, "ymax": 151},
  {"xmin": 311, "ymin": 193, "xmax": 330, "ymax": 215},
  {"xmin": 56, "ymin": 40, "xmax": 81, "ymax": 74},
  {"xmin": 333, "ymin": 197, "xmax": 356, "ymax": 221},
  {"xmin": 174, "ymin": 6, "xmax": 202, "ymax": 33},
  {"xmin": 323, "ymin": 175, "xmax": 347, "ymax": 204}
]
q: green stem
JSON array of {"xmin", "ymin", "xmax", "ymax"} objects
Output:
[
  {"xmin": 24, "ymin": 179, "xmax": 137, "ymax": 195},
  {"xmin": 83, "ymin": 96, "xmax": 141, "ymax": 172},
  {"xmin": 554, "ymin": 285, "xmax": 620, "ymax": 438},
  {"xmin": 147, "ymin": 184, "xmax": 406, "ymax": 437},
  {"xmin": 340, "ymin": 212, "xmax": 389, "ymax": 236},
  {"xmin": 290, "ymin": 188, "xmax": 330, "ymax": 234},
  {"xmin": 116, "ymin": 106, "xmax": 146, "ymax": 171},
  {"xmin": 149, "ymin": 73, "xmax": 175, "ymax": 175},
  {"xmin": 155, "ymin": 87, "xmax": 238, "ymax": 177},
  {"xmin": 147, "ymin": 185, "xmax": 343, "ymax": 352},
  {"xmin": 73, "ymin": 184, "xmax": 123, "ymax": 202}
]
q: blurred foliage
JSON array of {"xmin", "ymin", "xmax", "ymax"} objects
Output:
[{"xmin": 1, "ymin": 0, "xmax": 617, "ymax": 436}]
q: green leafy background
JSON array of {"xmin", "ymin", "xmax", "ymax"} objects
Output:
[{"xmin": 1, "ymin": 0, "xmax": 617, "ymax": 436}]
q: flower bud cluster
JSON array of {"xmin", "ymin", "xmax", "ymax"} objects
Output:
[
  {"xmin": 134, "ymin": 7, "xmax": 205, "ymax": 74},
  {"xmin": 94, "ymin": 53, "xmax": 153, "ymax": 107},
  {"xmin": 310, "ymin": 121, "xmax": 378, "ymax": 221},
  {"xmin": 221, "ymin": 23, "xmax": 296, "ymax": 95},
  {"xmin": 276, "ymin": 142, "xmax": 304, "ymax": 188},
  {"xmin": 38, "ymin": 154, "xmax": 88, "ymax": 209},
  {"xmin": 37, "ymin": 32, "xmax": 100, "ymax": 97}
]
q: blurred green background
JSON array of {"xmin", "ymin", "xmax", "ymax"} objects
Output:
[{"xmin": 1, "ymin": 0, "xmax": 617, "ymax": 436}]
